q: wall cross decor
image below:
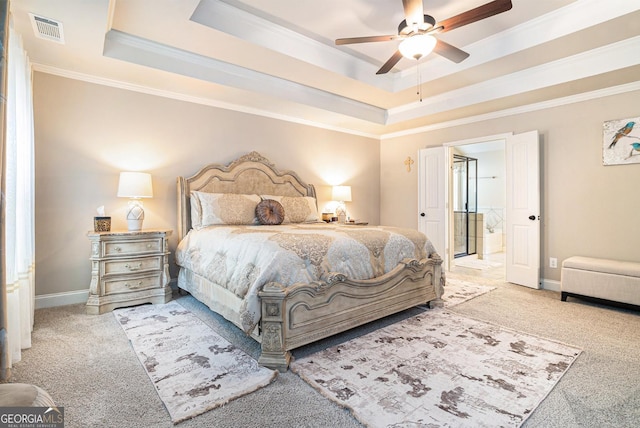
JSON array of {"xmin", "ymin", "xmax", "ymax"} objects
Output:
[{"xmin": 404, "ymin": 156, "xmax": 414, "ymax": 172}]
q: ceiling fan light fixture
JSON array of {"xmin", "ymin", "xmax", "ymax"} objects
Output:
[{"xmin": 398, "ymin": 34, "xmax": 437, "ymax": 60}]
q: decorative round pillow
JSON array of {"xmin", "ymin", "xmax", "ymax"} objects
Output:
[{"xmin": 255, "ymin": 199, "xmax": 285, "ymax": 225}]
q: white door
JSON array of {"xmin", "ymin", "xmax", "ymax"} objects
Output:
[
  {"xmin": 418, "ymin": 147, "xmax": 447, "ymax": 268},
  {"xmin": 505, "ymin": 130, "xmax": 540, "ymax": 288}
]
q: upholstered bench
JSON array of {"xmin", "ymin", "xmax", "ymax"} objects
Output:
[{"xmin": 561, "ymin": 256, "xmax": 640, "ymax": 308}]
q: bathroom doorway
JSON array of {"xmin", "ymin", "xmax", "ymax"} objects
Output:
[
  {"xmin": 450, "ymin": 140, "xmax": 506, "ymax": 280},
  {"xmin": 453, "ymin": 154, "xmax": 478, "ymax": 258},
  {"xmin": 419, "ymin": 131, "xmax": 539, "ymax": 285}
]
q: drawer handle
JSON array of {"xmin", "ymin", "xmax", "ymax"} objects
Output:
[
  {"xmin": 125, "ymin": 281, "xmax": 143, "ymax": 289},
  {"xmin": 114, "ymin": 246, "xmax": 121, "ymax": 252},
  {"xmin": 146, "ymin": 244, "xmax": 152, "ymax": 249},
  {"xmin": 125, "ymin": 263, "xmax": 143, "ymax": 271}
]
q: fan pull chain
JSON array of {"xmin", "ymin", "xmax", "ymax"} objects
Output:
[{"xmin": 416, "ymin": 61, "xmax": 423, "ymax": 102}]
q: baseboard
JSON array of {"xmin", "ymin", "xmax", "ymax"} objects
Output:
[
  {"xmin": 35, "ymin": 289, "xmax": 90, "ymax": 309},
  {"xmin": 541, "ymin": 278, "xmax": 561, "ymax": 292},
  {"xmin": 35, "ymin": 278, "xmax": 180, "ymax": 309}
]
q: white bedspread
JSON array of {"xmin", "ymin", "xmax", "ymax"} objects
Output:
[{"xmin": 175, "ymin": 223, "xmax": 437, "ymax": 333}]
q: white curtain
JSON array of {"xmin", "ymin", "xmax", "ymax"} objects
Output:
[{"xmin": 5, "ymin": 26, "xmax": 35, "ymax": 365}]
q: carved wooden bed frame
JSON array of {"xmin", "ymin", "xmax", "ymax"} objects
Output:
[{"xmin": 176, "ymin": 151, "xmax": 444, "ymax": 370}]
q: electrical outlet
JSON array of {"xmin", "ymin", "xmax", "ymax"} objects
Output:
[{"xmin": 550, "ymin": 257, "xmax": 558, "ymax": 268}]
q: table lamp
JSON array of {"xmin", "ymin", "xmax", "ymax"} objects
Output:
[
  {"xmin": 332, "ymin": 185, "xmax": 352, "ymax": 223},
  {"xmin": 117, "ymin": 172, "xmax": 153, "ymax": 231}
]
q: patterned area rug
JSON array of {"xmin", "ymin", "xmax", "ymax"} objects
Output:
[
  {"xmin": 291, "ymin": 310, "xmax": 581, "ymax": 428},
  {"xmin": 114, "ymin": 301, "xmax": 277, "ymax": 423},
  {"xmin": 442, "ymin": 275, "xmax": 496, "ymax": 307}
]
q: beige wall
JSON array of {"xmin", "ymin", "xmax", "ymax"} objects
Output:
[
  {"xmin": 33, "ymin": 73, "xmax": 380, "ymax": 296},
  {"xmin": 381, "ymin": 89, "xmax": 640, "ymax": 282},
  {"xmin": 32, "ymin": 71, "xmax": 640, "ymax": 294}
]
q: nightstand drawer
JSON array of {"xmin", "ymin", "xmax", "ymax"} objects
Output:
[
  {"xmin": 103, "ymin": 256, "xmax": 162, "ymax": 275},
  {"xmin": 104, "ymin": 274, "xmax": 162, "ymax": 295},
  {"xmin": 104, "ymin": 238, "xmax": 163, "ymax": 257}
]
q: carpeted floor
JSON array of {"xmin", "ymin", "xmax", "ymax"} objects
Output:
[{"xmin": 8, "ymin": 272, "xmax": 640, "ymax": 427}]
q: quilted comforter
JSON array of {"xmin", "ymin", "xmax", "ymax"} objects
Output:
[{"xmin": 175, "ymin": 223, "xmax": 437, "ymax": 333}]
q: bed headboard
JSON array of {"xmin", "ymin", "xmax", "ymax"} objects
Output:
[{"xmin": 177, "ymin": 151, "xmax": 317, "ymax": 241}]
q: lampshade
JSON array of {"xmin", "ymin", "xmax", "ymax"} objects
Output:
[
  {"xmin": 332, "ymin": 185, "xmax": 352, "ymax": 202},
  {"xmin": 399, "ymin": 34, "xmax": 437, "ymax": 60},
  {"xmin": 117, "ymin": 172, "xmax": 153, "ymax": 199}
]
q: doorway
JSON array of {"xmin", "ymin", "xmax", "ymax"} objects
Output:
[
  {"xmin": 450, "ymin": 141, "xmax": 506, "ymax": 280},
  {"xmin": 418, "ymin": 131, "xmax": 540, "ymax": 287},
  {"xmin": 453, "ymin": 154, "xmax": 478, "ymax": 258}
]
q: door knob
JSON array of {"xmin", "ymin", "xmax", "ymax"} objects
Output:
[
  {"xmin": 528, "ymin": 215, "xmax": 536, "ymax": 220},
  {"xmin": 420, "ymin": 213, "xmax": 426, "ymax": 217}
]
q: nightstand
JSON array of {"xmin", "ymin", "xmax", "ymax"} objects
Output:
[{"xmin": 86, "ymin": 229, "xmax": 172, "ymax": 314}]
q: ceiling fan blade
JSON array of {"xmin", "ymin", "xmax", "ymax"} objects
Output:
[
  {"xmin": 433, "ymin": 39, "xmax": 470, "ymax": 63},
  {"xmin": 402, "ymin": 0, "xmax": 425, "ymax": 26},
  {"xmin": 376, "ymin": 50, "xmax": 404, "ymax": 75},
  {"xmin": 436, "ymin": 0, "xmax": 512, "ymax": 34},
  {"xmin": 336, "ymin": 34, "xmax": 402, "ymax": 45}
]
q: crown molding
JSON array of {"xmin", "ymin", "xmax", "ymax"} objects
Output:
[
  {"xmin": 34, "ymin": 62, "xmax": 640, "ymax": 143},
  {"xmin": 381, "ymin": 81, "xmax": 640, "ymax": 140},
  {"xmin": 31, "ymin": 63, "xmax": 381, "ymax": 139},
  {"xmin": 103, "ymin": 29, "xmax": 387, "ymax": 125},
  {"xmin": 190, "ymin": 0, "xmax": 640, "ymax": 95},
  {"xmin": 102, "ymin": 28, "xmax": 640, "ymax": 128},
  {"xmin": 387, "ymin": 36, "xmax": 640, "ymax": 124},
  {"xmin": 191, "ymin": 0, "xmax": 394, "ymax": 91}
]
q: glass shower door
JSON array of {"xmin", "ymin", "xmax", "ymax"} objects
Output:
[{"xmin": 453, "ymin": 154, "xmax": 478, "ymax": 258}]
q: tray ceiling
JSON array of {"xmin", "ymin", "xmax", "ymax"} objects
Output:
[{"xmin": 11, "ymin": 0, "xmax": 640, "ymax": 137}]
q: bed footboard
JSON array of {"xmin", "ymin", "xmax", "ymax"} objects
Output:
[{"xmin": 257, "ymin": 255, "xmax": 443, "ymax": 371}]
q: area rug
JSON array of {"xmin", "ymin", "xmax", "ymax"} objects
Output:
[
  {"xmin": 114, "ymin": 301, "xmax": 277, "ymax": 423},
  {"xmin": 291, "ymin": 310, "xmax": 581, "ymax": 428},
  {"xmin": 443, "ymin": 275, "xmax": 496, "ymax": 307}
]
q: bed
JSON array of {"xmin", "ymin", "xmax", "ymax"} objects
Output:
[{"xmin": 175, "ymin": 151, "xmax": 444, "ymax": 370}]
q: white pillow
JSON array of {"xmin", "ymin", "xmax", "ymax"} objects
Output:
[
  {"xmin": 190, "ymin": 192, "xmax": 203, "ymax": 229},
  {"xmin": 191, "ymin": 191, "xmax": 261, "ymax": 228},
  {"xmin": 261, "ymin": 195, "xmax": 319, "ymax": 223}
]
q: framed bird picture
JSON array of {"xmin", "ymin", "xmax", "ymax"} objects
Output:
[{"xmin": 603, "ymin": 116, "xmax": 640, "ymax": 165}]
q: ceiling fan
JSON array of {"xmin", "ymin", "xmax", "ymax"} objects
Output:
[{"xmin": 335, "ymin": 0, "xmax": 513, "ymax": 74}]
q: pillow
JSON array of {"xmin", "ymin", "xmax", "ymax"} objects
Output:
[
  {"xmin": 261, "ymin": 195, "xmax": 319, "ymax": 223},
  {"xmin": 191, "ymin": 191, "xmax": 261, "ymax": 228},
  {"xmin": 190, "ymin": 192, "xmax": 203, "ymax": 229},
  {"xmin": 255, "ymin": 199, "xmax": 285, "ymax": 225}
]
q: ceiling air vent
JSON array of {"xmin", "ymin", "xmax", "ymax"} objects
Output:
[{"xmin": 29, "ymin": 13, "xmax": 65, "ymax": 44}]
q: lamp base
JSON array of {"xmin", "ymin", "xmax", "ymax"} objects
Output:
[
  {"xmin": 127, "ymin": 219, "xmax": 144, "ymax": 231},
  {"xmin": 336, "ymin": 203, "xmax": 347, "ymax": 224},
  {"xmin": 126, "ymin": 200, "xmax": 145, "ymax": 231}
]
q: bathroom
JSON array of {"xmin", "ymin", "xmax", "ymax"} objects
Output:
[{"xmin": 452, "ymin": 142, "xmax": 506, "ymax": 263}]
